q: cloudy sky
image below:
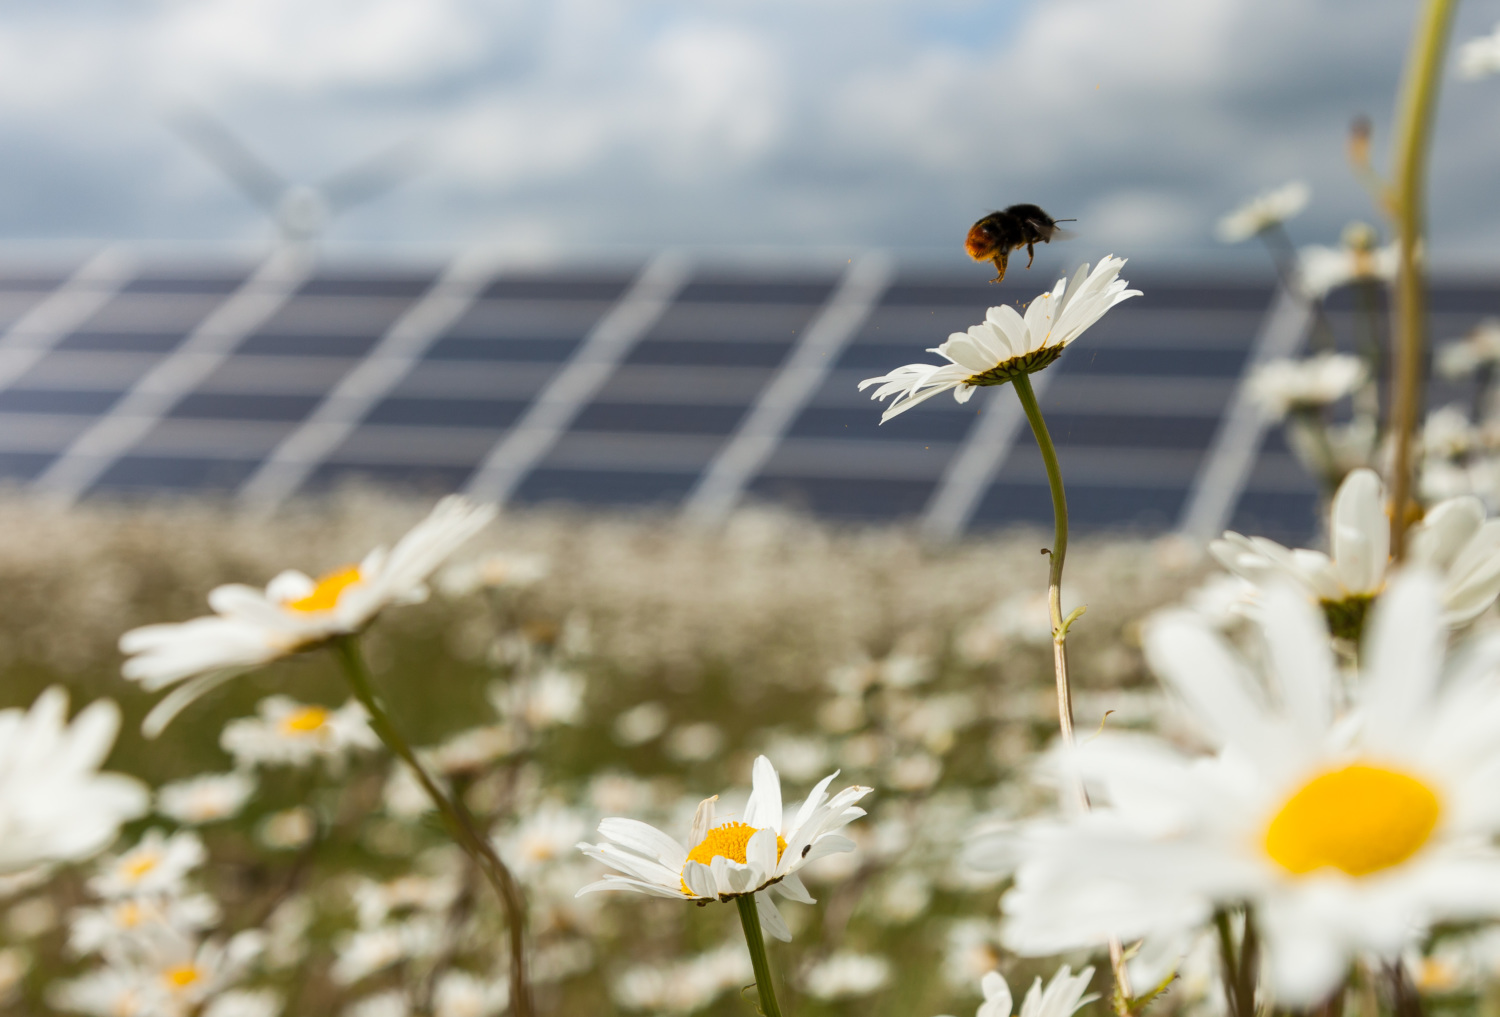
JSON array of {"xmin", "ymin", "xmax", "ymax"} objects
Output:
[{"xmin": 1, "ymin": 0, "xmax": 1498, "ymax": 269}]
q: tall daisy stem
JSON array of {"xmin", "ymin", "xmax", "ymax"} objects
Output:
[
  {"xmin": 735, "ymin": 894, "xmax": 785, "ymax": 1017},
  {"xmin": 1012, "ymin": 374, "xmax": 1082, "ymax": 786},
  {"xmin": 1012, "ymin": 372, "xmax": 1133, "ymax": 1004},
  {"xmin": 1387, "ymin": 0, "xmax": 1458, "ymax": 559},
  {"xmin": 333, "ymin": 636, "xmax": 534, "ymax": 1017}
]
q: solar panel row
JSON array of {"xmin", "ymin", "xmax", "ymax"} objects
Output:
[{"xmin": 0, "ymin": 248, "xmax": 1488, "ymax": 541}]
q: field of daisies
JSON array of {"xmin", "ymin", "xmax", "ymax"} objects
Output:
[
  {"xmin": 0, "ymin": 492, "xmax": 1215, "ymax": 1017},
  {"xmin": 8, "ymin": 9, "xmax": 1500, "ymax": 1017}
]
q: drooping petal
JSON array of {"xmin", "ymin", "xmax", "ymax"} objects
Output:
[
  {"xmin": 774, "ymin": 872, "xmax": 815, "ymax": 904},
  {"xmin": 756, "ymin": 890, "xmax": 792, "ymax": 942}
]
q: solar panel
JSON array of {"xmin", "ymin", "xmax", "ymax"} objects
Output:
[{"xmin": 0, "ymin": 247, "xmax": 1491, "ymax": 540}]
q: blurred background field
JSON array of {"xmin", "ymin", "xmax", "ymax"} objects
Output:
[{"xmin": 0, "ymin": 492, "xmax": 1206, "ymax": 1015}]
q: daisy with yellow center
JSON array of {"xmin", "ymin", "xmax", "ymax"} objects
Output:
[
  {"xmin": 118, "ymin": 495, "xmax": 496, "ymax": 736},
  {"xmin": 220, "ymin": 696, "xmax": 378, "ymax": 772},
  {"xmin": 998, "ymin": 573, "xmax": 1500, "ymax": 1009},
  {"xmin": 577, "ymin": 755, "xmax": 872, "ymax": 942},
  {"xmin": 90, "ymin": 830, "xmax": 205, "ymax": 899}
]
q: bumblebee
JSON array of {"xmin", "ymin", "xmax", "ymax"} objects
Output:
[{"xmin": 965, "ymin": 204, "xmax": 1072, "ymax": 283}]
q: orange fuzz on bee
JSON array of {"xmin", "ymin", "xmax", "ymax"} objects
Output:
[{"xmin": 965, "ymin": 204, "xmax": 1071, "ymax": 283}]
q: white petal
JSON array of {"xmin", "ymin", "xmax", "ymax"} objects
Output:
[
  {"xmin": 681, "ymin": 861, "xmax": 716, "ymax": 899},
  {"xmin": 1142, "ymin": 610, "xmax": 1281, "ymax": 758},
  {"xmin": 774, "ymin": 872, "xmax": 815, "ymax": 904},
  {"xmin": 746, "ymin": 827, "xmax": 780, "ymax": 885},
  {"xmin": 1362, "ymin": 570, "xmax": 1445, "ymax": 748},
  {"xmin": 1259, "ymin": 583, "xmax": 1334, "ymax": 735},
  {"xmin": 756, "ymin": 890, "xmax": 792, "ymax": 942},
  {"xmin": 690, "ymin": 796, "xmax": 717, "ymax": 846},
  {"xmin": 1409, "ymin": 496, "xmax": 1484, "ymax": 570},
  {"xmin": 1330, "ymin": 468, "xmax": 1388, "ymax": 594},
  {"xmin": 980, "ymin": 971, "xmax": 1013, "ymax": 1016},
  {"xmin": 743, "ymin": 756, "xmax": 783, "ymax": 831},
  {"xmin": 597, "ymin": 818, "xmax": 688, "ymax": 870}
]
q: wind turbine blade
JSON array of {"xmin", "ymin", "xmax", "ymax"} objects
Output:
[
  {"xmin": 168, "ymin": 105, "xmax": 288, "ymax": 214},
  {"xmin": 321, "ymin": 137, "xmax": 425, "ymax": 214}
]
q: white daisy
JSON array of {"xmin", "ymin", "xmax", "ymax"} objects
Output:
[
  {"xmin": 257, "ymin": 807, "xmax": 315, "ymax": 851},
  {"xmin": 1437, "ymin": 319, "xmax": 1500, "ymax": 378},
  {"xmin": 1459, "ymin": 22, "xmax": 1500, "ymax": 80},
  {"xmin": 332, "ymin": 919, "xmax": 441, "ymax": 985},
  {"xmin": 69, "ymin": 894, "xmax": 219, "ymax": 955},
  {"xmin": 91, "ymin": 830, "xmax": 205, "ymax": 899},
  {"xmin": 146, "ymin": 931, "xmax": 264, "ymax": 1017},
  {"xmin": 858, "ymin": 258, "xmax": 1140, "ymax": 422},
  {"xmin": 0, "ymin": 688, "xmax": 147, "ymax": 874},
  {"xmin": 802, "ymin": 951, "xmax": 891, "ymax": 1000},
  {"xmin": 576, "ymin": 755, "xmax": 872, "ymax": 941},
  {"xmin": 498, "ymin": 802, "xmax": 591, "ymax": 877},
  {"xmin": 1247, "ymin": 353, "xmax": 1366, "ymax": 420},
  {"xmin": 119, "ymin": 495, "xmax": 495, "ymax": 736},
  {"xmin": 352, "ymin": 873, "xmax": 460, "ymax": 928},
  {"xmin": 1211, "ymin": 467, "xmax": 1500, "ymax": 637},
  {"xmin": 1215, "ymin": 181, "xmax": 1310, "ymax": 244},
  {"xmin": 156, "ymin": 773, "xmax": 256, "ymax": 826},
  {"xmin": 967, "ymin": 965, "xmax": 1096, "ymax": 1017},
  {"xmin": 434, "ymin": 969, "xmax": 509, "ymax": 1017},
  {"xmin": 48, "ymin": 964, "xmax": 152, "ymax": 1017},
  {"xmin": 612, "ymin": 942, "xmax": 749, "ymax": 1014},
  {"xmin": 202, "ymin": 989, "xmax": 282, "ymax": 1017},
  {"xmin": 1000, "ymin": 573, "xmax": 1500, "ymax": 1007},
  {"xmin": 1298, "ymin": 224, "xmax": 1398, "ymax": 299},
  {"xmin": 437, "ymin": 550, "xmax": 549, "ymax": 597},
  {"xmin": 220, "ymin": 697, "xmax": 378, "ymax": 771}
]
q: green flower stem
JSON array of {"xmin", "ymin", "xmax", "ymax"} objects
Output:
[
  {"xmin": 1214, "ymin": 911, "xmax": 1257, "ymax": 1017},
  {"xmin": 1012, "ymin": 374, "xmax": 1081, "ymax": 763},
  {"xmin": 1013, "ymin": 372, "xmax": 1133, "ymax": 1006},
  {"xmin": 1387, "ymin": 0, "xmax": 1459, "ymax": 560},
  {"xmin": 333, "ymin": 636, "xmax": 534, "ymax": 1017},
  {"xmin": 735, "ymin": 894, "xmax": 785, "ymax": 1017}
]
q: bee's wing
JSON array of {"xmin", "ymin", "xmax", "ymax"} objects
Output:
[{"xmin": 1020, "ymin": 214, "xmax": 1075, "ymax": 243}]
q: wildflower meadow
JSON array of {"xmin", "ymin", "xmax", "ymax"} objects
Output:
[{"xmin": 5, "ymin": 3, "xmax": 1500, "ymax": 1017}]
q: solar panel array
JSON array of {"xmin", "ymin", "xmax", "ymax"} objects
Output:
[{"xmin": 0, "ymin": 247, "xmax": 1490, "ymax": 541}]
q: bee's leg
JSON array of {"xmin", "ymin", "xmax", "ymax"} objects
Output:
[
  {"xmin": 991, "ymin": 251, "xmax": 1009, "ymax": 283},
  {"xmin": 1026, "ymin": 241, "xmax": 1036, "ymax": 268}
]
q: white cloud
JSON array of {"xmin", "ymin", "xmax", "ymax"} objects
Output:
[
  {"xmin": 0, "ymin": 0, "xmax": 1492, "ymax": 264},
  {"xmin": 148, "ymin": 0, "xmax": 493, "ymax": 95}
]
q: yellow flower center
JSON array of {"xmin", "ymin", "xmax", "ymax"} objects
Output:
[
  {"xmin": 287, "ymin": 566, "xmax": 362, "ymax": 613},
  {"xmin": 1264, "ymin": 763, "xmax": 1441, "ymax": 877},
  {"xmin": 679, "ymin": 821, "xmax": 787, "ymax": 895},
  {"xmin": 1416, "ymin": 957, "xmax": 1460, "ymax": 993},
  {"xmin": 123, "ymin": 852, "xmax": 160, "ymax": 881},
  {"xmin": 164, "ymin": 965, "xmax": 201, "ymax": 990},
  {"xmin": 279, "ymin": 705, "xmax": 330, "ymax": 735}
]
